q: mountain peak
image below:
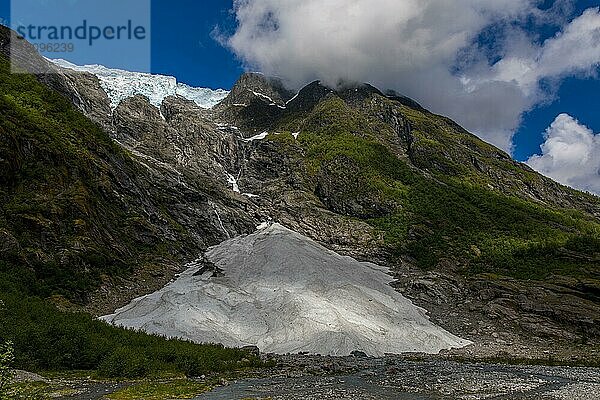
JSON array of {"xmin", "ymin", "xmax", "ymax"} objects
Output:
[
  {"xmin": 285, "ymin": 80, "xmax": 335, "ymax": 112},
  {"xmin": 384, "ymin": 89, "xmax": 426, "ymax": 111},
  {"xmin": 219, "ymin": 72, "xmax": 295, "ymax": 108},
  {"xmin": 335, "ymin": 82, "xmax": 386, "ymax": 107}
]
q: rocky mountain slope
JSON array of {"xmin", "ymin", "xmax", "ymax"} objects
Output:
[
  {"xmin": 1, "ymin": 25, "xmax": 599, "ymax": 362},
  {"xmin": 0, "ymin": 26, "xmax": 257, "ymax": 307}
]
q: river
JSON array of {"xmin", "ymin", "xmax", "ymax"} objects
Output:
[{"xmin": 195, "ymin": 358, "xmax": 600, "ymax": 400}]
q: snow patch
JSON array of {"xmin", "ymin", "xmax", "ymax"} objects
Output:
[
  {"xmin": 216, "ymin": 123, "xmax": 240, "ymax": 132},
  {"xmin": 249, "ymin": 90, "xmax": 286, "ymax": 109},
  {"xmin": 226, "ymin": 173, "xmax": 240, "ymax": 193},
  {"xmin": 51, "ymin": 59, "xmax": 228, "ymax": 109},
  {"xmin": 286, "ymin": 91, "xmax": 300, "ymax": 104},
  {"xmin": 102, "ymin": 224, "xmax": 472, "ymax": 356},
  {"xmin": 243, "ymin": 131, "xmax": 269, "ymax": 142},
  {"xmin": 250, "ymin": 90, "xmax": 275, "ymax": 103},
  {"xmin": 211, "ymin": 205, "xmax": 230, "ymax": 239},
  {"xmin": 256, "ymin": 222, "xmax": 271, "ymax": 230}
]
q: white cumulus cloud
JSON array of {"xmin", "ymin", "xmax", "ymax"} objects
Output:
[
  {"xmin": 527, "ymin": 114, "xmax": 600, "ymax": 195},
  {"xmin": 222, "ymin": 1, "xmax": 600, "ymax": 152},
  {"xmin": 488, "ymin": 7, "xmax": 600, "ymax": 94}
]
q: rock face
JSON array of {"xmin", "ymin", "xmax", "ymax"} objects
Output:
[
  {"xmin": 102, "ymin": 224, "xmax": 471, "ymax": 356},
  {"xmin": 214, "ymin": 72, "xmax": 295, "ymax": 134},
  {"xmin": 285, "ymin": 81, "xmax": 335, "ymax": 113},
  {"xmin": 0, "ymin": 25, "xmax": 257, "ymax": 309},
  {"xmin": 218, "ymin": 72, "xmax": 293, "ymax": 109}
]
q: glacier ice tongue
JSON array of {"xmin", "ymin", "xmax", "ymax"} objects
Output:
[
  {"xmin": 101, "ymin": 224, "xmax": 472, "ymax": 356},
  {"xmin": 51, "ymin": 59, "xmax": 228, "ymax": 109}
]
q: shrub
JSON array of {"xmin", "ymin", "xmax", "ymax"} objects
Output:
[
  {"xmin": 0, "ymin": 291, "xmax": 262, "ymax": 379},
  {"xmin": 98, "ymin": 347, "xmax": 150, "ymax": 378},
  {"xmin": 0, "ymin": 340, "xmax": 14, "ymax": 400}
]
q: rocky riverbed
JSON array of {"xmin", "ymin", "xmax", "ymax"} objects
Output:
[
  {"xmin": 195, "ymin": 355, "xmax": 600, "ymax": 400},
  {"xmin": 14, "ymin": 355, "xmax": 598, "ymax": 399}
]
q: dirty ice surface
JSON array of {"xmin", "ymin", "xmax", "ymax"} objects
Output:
[{"xmin": 102, "ymin": 224, "xmax": 471, "ymax": 356}]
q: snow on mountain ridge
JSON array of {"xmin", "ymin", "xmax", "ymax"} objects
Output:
[{"xmin": 51, "ymin": 59, "xmax": 229, "ymax": 109}]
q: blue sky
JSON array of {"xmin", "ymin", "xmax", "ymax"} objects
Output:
[
  {"xmin": 512, "ymin": 75, "xmax": 600, "ymax": 161},
  {"xmin": 0, "ymin": 0, "xmax": 598, "ymax": 167},
  {"xmin": 149, "ymin": 0, "xmax": 243, "ymax": 90}
]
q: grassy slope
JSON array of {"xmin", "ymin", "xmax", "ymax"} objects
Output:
[
  {"xmin": 271, "ymin": 95, "xmax": 600, "ymax": 282},
  {"xmin": 0, "ymin": 293, "xmax": 260, "ymax": 378},
  {"xmin": 0, "ymin": 57, "xmax": 181, "ymax": 301},
  {"xmin": 0, "ymin": 59, "xmax": 258, "ymax": 377}
]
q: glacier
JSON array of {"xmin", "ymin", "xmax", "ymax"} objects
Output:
[
  {"xmin": 101, "ymin": 223, "xmax": 471, "ymax": 356},
  {"xmin": 51, "ymin": 59, "xmax": 229, "ymax": 109}
]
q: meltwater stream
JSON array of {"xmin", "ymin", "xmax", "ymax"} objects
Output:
[{"xmin": 193, "ymin": 359, "xmax": 599, "ymax": 400}]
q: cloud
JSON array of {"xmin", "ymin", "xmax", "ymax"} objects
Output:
[
  {"xmin": 488, "ymin": 7, "xmax": 600, "ymax": 94},
  {"xmin": 527, "ymin": 114, "xmax": 600, "ymax": 195},
  {"xmin": 223, "ymin": 1, "xmax": 600, "ymax": 152}
]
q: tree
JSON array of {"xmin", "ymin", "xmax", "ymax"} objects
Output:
[
  {"xmin": 0, "ymin": 339, "xmax": 15, "ymax": 400},
  {"xmin": 0, "ymin": 299, "xmax": 15, "ymax": 399}
]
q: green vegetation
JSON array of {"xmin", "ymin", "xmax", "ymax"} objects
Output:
[
  {"xmin": 107, "ymin": 379, "xmax": 214, "ymax": 400},
  {"xmin": 0, "ymin": 288, "xmax": 261, "ymax": 378},
  {"xmin": 7, "ymin": 377, "xmax": 228, "ymax": 400},
  {"xmin": 276, "ymin": 95, "xmax": 600, "ymax": 282},
  {"xmin": 4, "ymin": 382, "xmax": 54, "ymax": 400},
  {"xmin": 0, "ymin": 338, "xmax": 14, "ymax": 400},
  {"xmin": 0, "ymin": 57, "xmax": 189, "ymax": 302}
]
